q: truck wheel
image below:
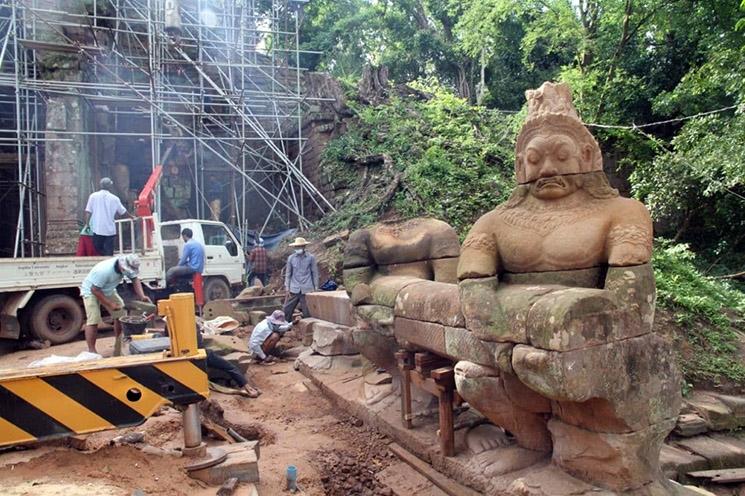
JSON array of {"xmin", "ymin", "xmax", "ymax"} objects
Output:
[
  {"xmin": 30, "ymin": 295, "xmax": 84, "ymax": 344},
  {"xmin": 203, "ymin": 277, "xmax": 230, "ymax": 303}
]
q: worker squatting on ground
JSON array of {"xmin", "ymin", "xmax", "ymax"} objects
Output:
[
  {"xmin": 84, "ymin": 177, "xmax": 135, "ymax": 256},
  {"xmin": 81, "ymin": 254, "xmax": 151, "ymax": 356},
  {"xmin": 166, "ymin": 228, "xmax": 205, "ymax": 288},
  {"xmin": 195, "ymin": 320, "xmax": 261, "ymax": 397},
  {"xmin": 248, "ymin": 310, "xmax": 293, "ymax": 364},
  {"xmin": 282, "ymin": 237, "xmax": 318, "ymax": 320},
  {"xmin": 247, "ymin": 238, "xmax": 269, "ymax": 287}
]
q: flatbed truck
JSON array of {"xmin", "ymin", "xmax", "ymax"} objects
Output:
[{"xmin": 0, "ymin": 214, "xmax": 246, "ymax": 344}]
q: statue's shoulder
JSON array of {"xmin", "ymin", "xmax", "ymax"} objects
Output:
[
  {"xmin": 471, "ymin": 205, "xmax": 507, "ymax": 229},
  {"xmin": 605, "ymin": 196, "xmax": 652, "ymax": 225}
]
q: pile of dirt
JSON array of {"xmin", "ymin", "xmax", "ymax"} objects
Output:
[
  {"xmin": 2, "ymin": 445, "xmax": 204, "ymax": 496},
  {"xmin": 200, "ymin": 398, "xmax": 276, "ymax": 445},
  {"xmin": 310, "ymin": 416, "xmax": 396, "ymax": 496},
  {"xmin": 137, "ymin": 409, "xmax": 184, "ymax": 447}
]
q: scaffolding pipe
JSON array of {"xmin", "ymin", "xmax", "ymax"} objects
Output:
[{"xmin": 2, "ymin": 0, "xmax": 326, "ymax": 257}]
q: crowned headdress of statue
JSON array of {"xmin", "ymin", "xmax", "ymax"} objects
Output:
[{"xmin": 515, "ymin": 82, "xmax": 603, "ymax": 184}]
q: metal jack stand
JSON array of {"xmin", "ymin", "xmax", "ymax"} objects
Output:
[
  {"xmin": 181, "ymin": 401, "xmax": 228, "ymax": 469},
  {"xmin": 158, "ymin": 293, "xmax": 226, "ymax": 465},
  {"xmin": 182, "ymin": 403, "xmax": 207, "ymax": 458}
]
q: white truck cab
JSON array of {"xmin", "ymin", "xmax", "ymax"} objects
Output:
[{"xmin": 159, "ymin": 219, "xmax": 245, "ymax": 301}]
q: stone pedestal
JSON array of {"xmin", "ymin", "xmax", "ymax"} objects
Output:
[{"xmin": 311, "ymin": 322, "xmax": 357, "ymax": 356}]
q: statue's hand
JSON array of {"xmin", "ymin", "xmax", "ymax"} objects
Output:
[
  {"xmin": 527, "ymin": 287, "xmax": 619, "ymax": 352},
  {"xmin": 350, "ymin": 282, "xmax": 372, "ymax": 305},
  {"xmin": 458, "ymin": 276, "xmax": 511, "ymax": 340}
]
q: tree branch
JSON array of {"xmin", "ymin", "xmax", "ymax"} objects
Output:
[{"xmin": 715, "ymin": 271, "xmax": 745, "ymax": 280}]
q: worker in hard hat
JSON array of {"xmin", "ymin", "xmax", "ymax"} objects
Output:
[
  {"xmin": 81, "ymin": 254, "xmax": 151, "ymax": 356},
  {"xmin": 247, "ymin": 237, "xmax": 269, "ymax": 287}
]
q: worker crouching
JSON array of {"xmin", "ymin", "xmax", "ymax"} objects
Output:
[{"xmin": 248, "ymin": 310, "xmax": 292, "ymax": 364}]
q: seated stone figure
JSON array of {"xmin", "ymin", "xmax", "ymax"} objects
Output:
[
  {"xmin": 343, "ymin": 218, "xmax": 460, "ymax": 386},
  {"xmin": 344, "ymin": 82, "xmax": 682, "ymax": 494}
]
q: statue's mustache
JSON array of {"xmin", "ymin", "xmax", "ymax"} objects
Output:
[{"xmin": 535, "ymin": 176, "xmax": 567, "ymax": 189}]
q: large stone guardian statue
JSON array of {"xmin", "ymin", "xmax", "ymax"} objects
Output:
[
  {"xmin": 344, "ymin": 82, "xmax": 682, "ymax": 494},
  {"xmin": 453, "ymin": 82, "xmax": 681, "ymax": 491}
]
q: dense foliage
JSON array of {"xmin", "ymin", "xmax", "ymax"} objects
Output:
[
  {"xmin": 303, "ymin": 0, "xmax": 745, "ymax": 387},
  {"xmin": 653, "ymin": 241, "xmax": 745, "ymax": 385},
  {"xmin": 301, "ymin": 0, "xmax": 745, "ymax": 257},
  {"xmin": 318, "ymin": 86, "xmax": 517, "ymax": 235}
]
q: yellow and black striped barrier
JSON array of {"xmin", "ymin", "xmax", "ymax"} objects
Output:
[{"xmin": 0, "ymin": 293, "xmax": 209, "ymax": 447}]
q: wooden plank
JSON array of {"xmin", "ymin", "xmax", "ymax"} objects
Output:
[
  {"xmin": 414, "ymin": 352, "xmax": 450, "ymax": 376},
  {"xmin": 395, "ymin": 350, "xmax": 415, "ymax": 370},
  {"xmin": 217, "ymin": 477, "xmax": 239, "ymax": 495},
  {"xmin": 389, "ymin": 443, "xmax": 481, "ymax": 496},
  {"xmin": 688, "ymin": 467, "xmax": 745, "ymax": 483},
  {"xmin": 431, "ymin": 367, "xmax": 455, "ymax": 394},
  {"xmin": 409, "ymin": 372, "xmax": 439, "ymax": 397},
  {"xmin": 400, "ymin": 367, "xmax": 413, "ymax": 429},
  {"xmin": 437, "ymin": 387, "xmax": 455, "ymax": 457},
  {"xmin": 202, "ymin": 417, "xmax": 235, "ymax": 443}
]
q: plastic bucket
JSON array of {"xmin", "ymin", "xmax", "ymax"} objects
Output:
[{"xmin": 119, "ymin": 315, "xmax": 148, "ymax": 337}]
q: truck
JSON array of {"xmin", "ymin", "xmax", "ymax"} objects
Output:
[
  {"xmin": 0, "ymin": 166, "xmax": 246, "ymax": 345},
  {"xmin": 0, "ymin": 215, "xmax": 246, "ymax": 345}
]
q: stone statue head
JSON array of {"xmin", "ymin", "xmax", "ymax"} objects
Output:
[{"xmin": 515, "ymin": 82, "xmax": 603, "ymax": 198}]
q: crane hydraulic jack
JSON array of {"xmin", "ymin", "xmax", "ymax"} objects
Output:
[{"xmin": 0, "ymin": 293, "xmax": 209, "ymax": 451}]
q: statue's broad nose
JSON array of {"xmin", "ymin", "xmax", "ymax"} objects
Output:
[{"xmin": 538, "ymin": 159, "xmax": 559, "ymax": 178}]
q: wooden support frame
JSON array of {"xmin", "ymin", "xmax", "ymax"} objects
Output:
[
  {"xmin": 395, "ymin": 350, "xmax": 414, "ymax": 429},
  {"xmin": 396, "ymin": 350, "xmax": 458, "ymax": 457}
]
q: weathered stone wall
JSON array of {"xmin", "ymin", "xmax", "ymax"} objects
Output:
[
  {"xmin": 33, "ymin": 0, "xmax": 96, "ymax": 254},
  {"xmin": 296, "ymin": 72, "xmax": 352, "ymax": 217},
  {"xmin": 44, "ymin": 94, "xmax": 91, "ymax": 255}
]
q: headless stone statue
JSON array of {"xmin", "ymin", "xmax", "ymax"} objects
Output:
[
  {"xmin": 344, "ymin": 82, "xmax": 684, "ymax": 494},
  {"xmin": 343, "ymin": 218, "xmax": 460, "ymax": 403}
]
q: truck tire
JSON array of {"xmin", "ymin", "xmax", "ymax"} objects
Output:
[
  {"xmin": 203, "ymin": 277, "xmax": 230, "ymax": 303},
  {"xmin": 30, "ymin": 294, "xmax": 84, "ymax": 344}
]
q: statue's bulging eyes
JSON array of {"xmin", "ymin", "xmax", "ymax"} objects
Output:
[{"xmin": 526, "ymin": 151, "xmax": 540, "ymax": 164}]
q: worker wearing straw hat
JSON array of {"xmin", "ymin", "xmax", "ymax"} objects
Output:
[{"xmin": 282, "ymin": 237, "xmax": 318, "ymax": 320}]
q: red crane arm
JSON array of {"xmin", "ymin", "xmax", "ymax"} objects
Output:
[{"xmin": 134, "ymin": 165, "xmax": 163, "ymax": 218}]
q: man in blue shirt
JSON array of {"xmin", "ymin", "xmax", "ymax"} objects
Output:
[
  {"xmin": 81, "ymin": 254, "xmax": 151, "ymax": 356},
  {"xmin": 166, "ymin": 228, "xmax": 205, "ymax": 287}
]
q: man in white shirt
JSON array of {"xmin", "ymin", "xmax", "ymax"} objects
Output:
[
  {"xmin": 84, "ymin": 177, "xmax": 134, "ymax": 255},
  {"xmin": 248, "ymin": 310, "xmax": 293, "ymax": 363}
]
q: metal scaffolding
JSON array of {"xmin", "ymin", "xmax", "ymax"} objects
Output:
[{"xmin": 0, "ymin": 0, "xmax": 331, "ymax": 257}]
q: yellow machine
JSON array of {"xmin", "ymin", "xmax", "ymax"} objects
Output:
[{"xmin": 0, "ymin": 293, "xmax": 208, "ymax": 447}]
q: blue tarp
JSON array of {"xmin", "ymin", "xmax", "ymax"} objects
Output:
[{"xmin": 244, "ymin": 228, "xmax": 298, "ymax": 250}]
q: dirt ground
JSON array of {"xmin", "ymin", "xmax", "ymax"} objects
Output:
[{"xmin": 0, "ymin": 332, "xmax": 394, "ymax": 496}]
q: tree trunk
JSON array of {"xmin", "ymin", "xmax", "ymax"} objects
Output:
[
  {"xmin": 457, "ymin": 64, "xmax": 471, "ymax": 102},
  {"xmin": 476, "ymin": 47, "xmax": 486, "ymax": 106},
  {"xmin": 672, "ymin": 209, "xmax": 692, "ymax": 243}
]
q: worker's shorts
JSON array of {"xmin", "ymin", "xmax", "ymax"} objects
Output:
[{"xmin": 83, "ymin": 292, "xmax": 125, "ymax": 326}]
